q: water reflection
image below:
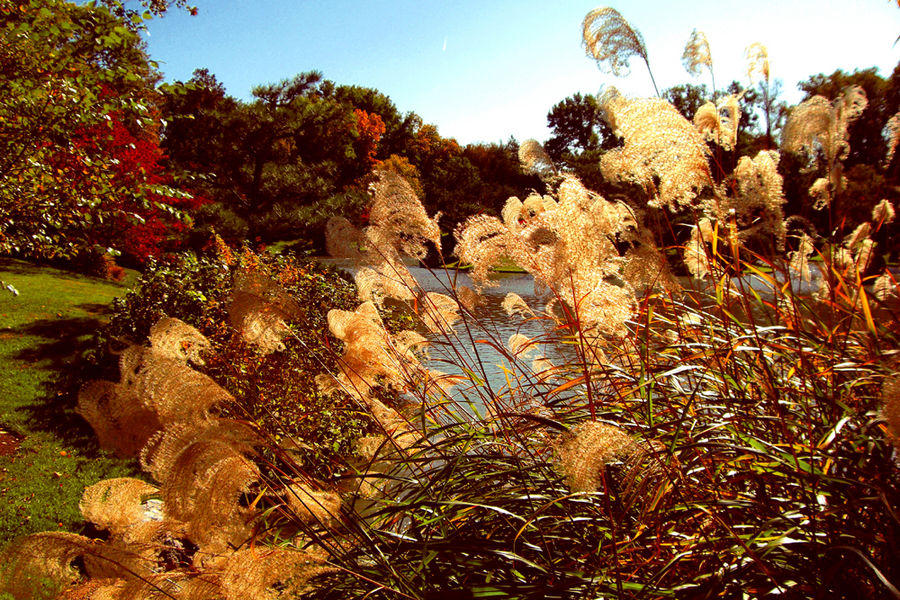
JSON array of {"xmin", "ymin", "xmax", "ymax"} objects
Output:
[{"xmin": 317, "ymin": 259, "xmax": 575, "ymax": 405}]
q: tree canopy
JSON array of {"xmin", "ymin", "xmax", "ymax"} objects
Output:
[{"xmin": 0, "ymin": 0, "xmax": 189, "ymax": 261}]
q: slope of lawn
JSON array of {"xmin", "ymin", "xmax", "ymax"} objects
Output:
[{"xmin": 0, "ymin": 259, "xmax": 140, "ymax": 544}]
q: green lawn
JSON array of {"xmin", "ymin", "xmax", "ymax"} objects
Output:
[{"xmin": 0, "ymin": 259, "xmax": 139, "ymax": 543}]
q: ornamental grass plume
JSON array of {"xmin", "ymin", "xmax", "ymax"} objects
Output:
[
  {"xmin": 691, "ymin": 94, "xmax": 743, "ymax": 151},
  {"xmin": 693, "ymin": 101, "xmax": 722, "ymax": 142},
  {"xmin": 418, "ymin": 291, "xmax": 461, "ymax": 335},
  {"xmin": 229, "ymin": 267, "xmax": 304, "ymax": 354},
  {"xmin": 552, "ymin": 421, "xmax": 635, "ymax": 491},
  {"xmin": 147, "ymin": 316, "xmax": 211, "ymax": 365},
  {"xmin": 730, "ymin": 150, "xmax": 787, "ymax": 250},
  {"xmin": 368, "ymin": 169, "xmax": 441, "ymax": 261},
  {"xmin": 683, "ymin": 218, "xmax": 715, "ymax": 279},
  {"xmin": 137, "ymin": 419, "xmax": 267, "ymax": 555},
  {"xmin": 76, "ymin": 379, "xmax": 161, "ymax": 456},
  {"xmin": 872, "ymin": 198, "xmax": 896, "ymax": 225},
  {"xmin": 159, "ymin": 435, "xmax": 261, "ymax": 554},
  {"xmin": 453, "ymin": 214, "xmax": 514, "ymax": 287},
  {"xmin": 77, "ymin": 334, "xmax": 234, "ymax": 457},
  {"xmin": 0, "ymin": 532, "xmax": 92, "ymax": 598},
  {"xmin": 782, "ymin": 85, "xmax": 868, "ymax": 209},
  {"xmin": 517, "ymin": 139, "xmax": 557, "ymax": 181},
  {"xmin": 214, "ymin": 546, "xmax": 336, "ymax": 599},
  {"xmin": 789, "ymin": 233, "xmax": 815, "ymax": 283},
  {"xmin": 885, "ymin": 111, "xmax": 900, "ymax": 165},
  {"xmin": 874, "ymin": 271, "xmax": 898, "ymax": 301},
  {"xmin": 682, "ymin": 29, "xmax": 715, "ymax": 93},
  {"xmin": 117, "ymin": 345, "xmax": 233, "ymax": 421},
  {"xmin": 456, "ymin": 175, "xmax": 642, "ymax": 336},
  {"xmin": 501, "ymin": 292, "xmax": 534, "ymax": 318},
  {"xmin": 745, "ymin": 42, "xmax": 770, "ymax": 86},
  {"xmin": 583, "ymin": 6, "xmax": 659, "ymax": 95},
  {"xmin": 599, "ymin": 91, "xmax": 713, "ymax": 211},
  {"xmin": 78, "ymin": 478, "xmax": 159, "ymax": 536},
  {"xmin": 139, "ymin": 418, "xmax": 260, "ymax": 483},
  {"xmin": 323, "ymin": 300, "xmax": 413, "ymax": 399},
  {"xmin": 280, "ymin": 482, "xmax": 341, "ymax": 527},
  {"xmin": 326, "ymin": 170, "xmax": 440, "ymax": 307}
]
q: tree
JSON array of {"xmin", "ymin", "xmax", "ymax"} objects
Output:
[
  {"xmin": 543, "ymin": 93, "xmax": 620, "ymax": 190},
  {"xmin": 0, "ymin": 0, "xmax": 187, "ymax": 259},
  {"xmin": 327, "ymin": 84, "xmax": 417, "ymax": 159},
  {"xmin": 662, "ymin": 84, "xmax": 711, "ymax": 122},
  {"xmin": 159, "ymin": 69, "xmax": 234, "ymax": 175},
  {"xmin": 161, "ymin": 71, "xmax": 400, "ymax": 244},
  {"xmin": 545, "ymin": 93, "xmax": 618, "ymax": 160},
  {"xmin": 99, "ymin": 0, "xmax": 198, "ymax": 22},
  {"xmin": 353, "ymin": 109, "xmax": 387, "ymax": 167}
]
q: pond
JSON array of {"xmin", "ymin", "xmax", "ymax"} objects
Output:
[{"xmin": 317, "ymin": 259, "xmax": 575, "ymax": 408}]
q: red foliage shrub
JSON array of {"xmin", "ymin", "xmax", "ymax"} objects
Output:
[{"xmin": 48, "ymin": 110, "xmax": 210, "ymax": 265}]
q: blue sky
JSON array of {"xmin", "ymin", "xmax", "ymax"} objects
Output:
[{"xmin": 142, "ymin": 0, "xmax": 900, "ymax": 146}]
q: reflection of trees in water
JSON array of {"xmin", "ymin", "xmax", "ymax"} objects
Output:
[{"xmin": 408, "ymin": 267, "xmax": 576, "ymax": 398}]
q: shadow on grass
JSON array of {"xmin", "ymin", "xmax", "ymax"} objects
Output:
[
  {"xmin": 0, "ymin": 258, "xmax": 87, "ymax": 282},
  {"xmin": 11, "ymin": 314, "xmax": 111, "ymax": 452}
]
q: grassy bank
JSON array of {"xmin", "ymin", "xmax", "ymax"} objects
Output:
[{"xmin": 0, "ymin": 259, "xmax": 139, "ymax": 543}]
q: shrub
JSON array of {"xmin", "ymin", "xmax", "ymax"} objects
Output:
[
  {"xmin": 92, "ymin": 244, "xmax": 379, "ymax": 479},
  {"xmin": 70, "ymin": 246, "xmax": 126, "ymax": 282}
]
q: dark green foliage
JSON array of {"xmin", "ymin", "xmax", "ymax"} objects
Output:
[
  {"xmin": 95, "ymin": 247, "xmax": 378, "ymax": 478},
  {"xmin": 662, "ymin": 83, "xmax": 712, "ymax": 122},
  {"xmin": 326, "ymin": 83, "xmax": 418, "ymax": 159},
  {"xmin": 546, "ymin": 92, "xmax": 617, "ymax": 159},
  {"xmin": 159, "ymin": 72, "xmax": 540, "ymax": 255}
]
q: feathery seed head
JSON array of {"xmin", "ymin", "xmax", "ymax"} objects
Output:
[
  {"xmin": 79, "ymin": 478, "xmax": 159, "ymax": 535},
  {"xmin": 872, "ymin": 199, "xmax": 896, "ymax": 225},
  {"xmin": 731, "ymin": 150, "xmax": 787, "ymax": 250},
  {"xmin": 518, "ymin": 139, "xmax": 556, "ymax": 180},
  {"xmin": 682, "ymin": 29, "xmax": 713, "ymax": 78},
  {"xmin": 783, "ymin": 86, "xmax": 867, "ymax": 190},
  {"xmin": 456, "ymin": 285, "xmax": 482, "ymax": 313},
  {"xmin": 553, "ymin": 421, "xmax": 634, "ymax": 492},
  {"xmin": 508, "ymin": 333, "xmax": 536, "ymax": 358},
  {"xmin": 745, "ymin": 42, "xmax": 770, "ymax": 84},
  {"xmin": 789, "ymin": 234, "xmax": 815, "ymax": 283},
  {"xmin": 325, "ymin": 216, "xmax": 366, "ymax": 259},
  {"xmin": 885, "ymin": 112, "xmax": 900, "ymax": 165},
  {"xmin": 693, "ymin": 101, "xmax": 720, "ymax": 140},
  {"xmin": 599, "ymin": 95, "xmax": 712, "ymax": 210},
  {"xmin": 582, "ymin": 7, "xmax": 649, "ymax": 78},
  {"xmin": 148, "ymin": 317, "xmax": 210, "ymax": 365},
  {"xmin": 874, "ymin": 272, "xmax": 897, "ymax": 301},
  {"xmin": 502, "ymin": 293, "xmax": 534, "ymax": 318},
  {"xmin": 369, "ymin": 169, "xmax": 441, "ymax": 259},
  {"xmin": 454, "ymin": 214, "xmax": 512, "ymax": 288},
  {"xmin": 844, "ymin": 222, "xmax": 872, "ymax": 250},
  {"xmin": 854, "ymin": 238, "xmax": 876, "ymax": 272},
  {"xmin": 282, "ymin": 482, "xmax": 341, "ymax": 526}
]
